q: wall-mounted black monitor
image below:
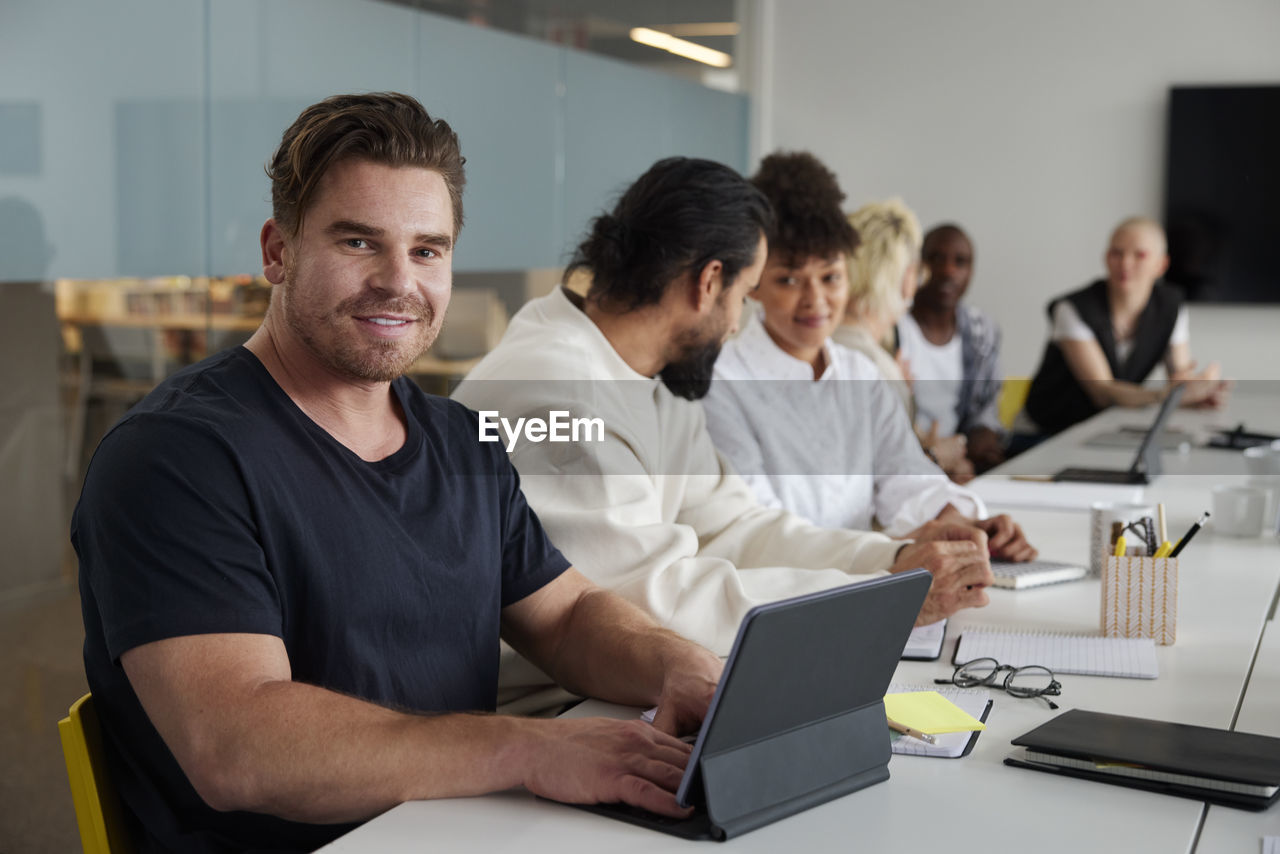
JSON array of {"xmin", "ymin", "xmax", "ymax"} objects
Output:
[{"xmin": 1164, "ymin": 85, "xmax": 1280, "ymax": 303}]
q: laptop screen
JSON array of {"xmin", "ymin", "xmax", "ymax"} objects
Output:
[{"xmin": 1131, "ymin": 384, "xmax": 1186, "ymax": 476}]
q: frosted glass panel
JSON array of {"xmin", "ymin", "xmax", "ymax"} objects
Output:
[
  {"xmin": 417, "ymin": 15, "xmax": 563, "ymax": 271},
  {"xmin": 206, "ymin": 98, "xmax": 313, "ymax": 276},
  {"xmin": 115, "ymin": 100, "xmax": 206, "ymax": 276},
  {"xmin": 562, "ymin": 50, "xmax": 751, "ymax": 258},
  {"xmin": 0, "ymin": 0, "xmax": 205, "ymax": 280},
  {"xmin": 207, "ymin": 0, "xmax": 419, "ymax": 275},
  {"xmin": 562, "ymin": 51, "xmax": 670, "ymax": 258},
  {"xmin": 667, "ymin": 77, "xmax": 750, "ymax": 171},
  {"xmin": 0, "ymin": 0, "xmax": 749, "ymax": 281},
  {"xmin": 0, "ymin": 102, "xmax": 41, "ymax": 176}
]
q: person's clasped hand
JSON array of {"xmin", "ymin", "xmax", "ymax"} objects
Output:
[
  {"xmin": 1172, "ymin": 362, "xmax": 1232, "ymax": 409},
  {"xmin": 975, "ymin": 514, "xmax": 1038, "ymax": 562},
  {"xmin": 889, "ymin": 521, "xmax": 993, "ymax": 625}
]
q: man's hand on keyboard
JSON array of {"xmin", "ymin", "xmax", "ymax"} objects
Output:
[{"xmin": 521, "ymin": 717, "xmax": 695, "ymax": 818}]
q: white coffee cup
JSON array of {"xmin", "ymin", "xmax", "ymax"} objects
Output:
[
  {"xmin": 1243, "ymin": 443, "xmax": 1280, "ymax": 532},
  {"xmin": 1089, "ymin": 501, "xmax": 1156, "ymax": 575},
  {"xmin": 1211, "ymin": 484, "xmax": 1268, "ymax": 537},
  {"xmin": 1243, "ymin": 441, "xmax": 1280, "ymax": 475}
]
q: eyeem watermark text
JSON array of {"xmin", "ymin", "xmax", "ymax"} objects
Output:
[{"xmin": 478, "ymin": 410, "xmax": 605, "ymax": 452}]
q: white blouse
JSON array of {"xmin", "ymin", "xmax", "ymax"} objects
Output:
[{"xmin": 703, "ymin": 308, "xmax": 984, "ymax": 536}]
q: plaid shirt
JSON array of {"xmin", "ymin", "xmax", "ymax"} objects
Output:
[{"xmin": 956, "ymin": 304, "xmax": 1004, "ymax": 435}]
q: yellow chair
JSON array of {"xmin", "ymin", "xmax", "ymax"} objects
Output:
[
  {"xmin": 58, "ymin": 693, "xmax": 134, "ymax": 854},
  {"xmin": 998, "ymin": 376, "xmax": 1032, "ymax": 431}
]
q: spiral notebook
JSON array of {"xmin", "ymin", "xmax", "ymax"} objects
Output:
[
  {"xmin": 901, "ymin": 619, "xmax": 946, "ymax": 660},
  {"xmin": 953, "ymin": 628, "xmax": 1158, "ymax": 679},
  {"xmin": 886, "ymin": 684, "xmax": 992, "ymax": 758}
]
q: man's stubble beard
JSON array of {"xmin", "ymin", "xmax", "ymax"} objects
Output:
[{"xmin": 281, "ymin": 266, "xmax": 441, "ymax": 383}]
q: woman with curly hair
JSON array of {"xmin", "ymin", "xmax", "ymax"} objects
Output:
[{"xmin": 700, "ymin": 151, "xmax": 1035, "ymax": 558}]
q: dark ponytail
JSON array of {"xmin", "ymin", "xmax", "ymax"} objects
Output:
[{"xmin": 567, "ymin": 157, "xmax": 775, "ymax": 312}]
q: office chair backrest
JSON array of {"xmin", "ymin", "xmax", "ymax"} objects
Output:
[
  {"xmin": 58, "ymin": 693, "xmax": 134, "ymax": 854},
  {"xmin": 998, "ymin": 376, "xmax": 1032, "ymax": 430}
]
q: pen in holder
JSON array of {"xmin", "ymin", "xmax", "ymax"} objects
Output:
[{"xmin": 1101, "ymin": 555, "xmax": 1177, "ymax": 645}]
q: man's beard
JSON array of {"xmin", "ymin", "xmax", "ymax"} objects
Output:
[
  {"xmin": 282, "ymin": 268, "xmax": 438, "ymax": 383},
  {"xmin": 660, "ymin": 336, "xmax": 723, "ymax": 401}
]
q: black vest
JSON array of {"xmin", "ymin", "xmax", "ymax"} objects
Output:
[{"xmin": 1025, "ymin": 279, "xmax": 1182, "ymax": 435}]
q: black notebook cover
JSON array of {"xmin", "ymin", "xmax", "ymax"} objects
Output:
[{"xmin": 1006, "ymin": 709, "xmax": 1280, "ymax": 810}]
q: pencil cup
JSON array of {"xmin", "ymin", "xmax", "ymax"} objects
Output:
[
  {"xmin": 1101, "ymin": 555, "xmax": 1177, "ymax": 645},
  {"xmin": 1089, "ymin": 502, "xmax": 1155, "ymax": 576}
]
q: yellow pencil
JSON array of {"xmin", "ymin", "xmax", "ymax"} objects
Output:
[
  {"xmin": 1113, "ymin": 535, "xmax": 1127, "ymax": 557},
  {"xmin": 887, "ymin": 717, "xmax": 937, "ymax": 745}
]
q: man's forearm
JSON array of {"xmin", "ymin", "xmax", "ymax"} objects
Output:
[
  {"xmin": 1092, "ymin": 379, "xmax": 1164, "ymax": 409},
  {"xmin": 532, "ymin": 587, "xmax": 719, "ymax": 707},
  {"xmin": 173, "ymin": 679, "xmax": 552, "ymax": 823}
]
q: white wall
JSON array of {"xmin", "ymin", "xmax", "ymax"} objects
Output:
[{"xmin": 758, "ymin": 0, "xmax": 1280, "ymax": 380}]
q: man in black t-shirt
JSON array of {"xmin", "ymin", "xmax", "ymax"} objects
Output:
[{"xmin": 72, "ymin": 92, "xmax": 722, "ymax": 854}]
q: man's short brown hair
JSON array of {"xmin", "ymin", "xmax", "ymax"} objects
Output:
[{"xmin": 267, "ymin": 92, "xmax": 466, "ymax": 238}]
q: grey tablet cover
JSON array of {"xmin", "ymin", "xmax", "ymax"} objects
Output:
[{"xmin": 576, "ymin": 569, "xmax": 931, "ymax": 840}]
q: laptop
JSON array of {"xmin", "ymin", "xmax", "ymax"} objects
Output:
[
  {"xmin": 1052, "ymin": 385, "xmax": 1185, "ymax": 485},
  {"xmin": 573, "ymin": 569, "xmax": 932, "ymax": 841},
  {"xmin": 1085, "ymin": 425, "xmax": 1195, "ymax": 451},
  {"xmin": 991, "ymin": 559, "xmax": 1087, "ymax": 589}
]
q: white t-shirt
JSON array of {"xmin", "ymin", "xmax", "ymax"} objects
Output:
[
  {"xmin": 1051, "ymin": 301, "xmax": 1189, "ymax": 366},
  {"xmin": 896, "ymin": 312, "xmax": 963, "ymax": 436}
]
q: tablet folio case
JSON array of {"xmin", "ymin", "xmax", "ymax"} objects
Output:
[
  {"xmin": 699, "ymin": 702, "xmax": 890, "ymax": 838},
  {"xmin": 683, "ymin": 571, "xmax": 933, "ymax": 839}
]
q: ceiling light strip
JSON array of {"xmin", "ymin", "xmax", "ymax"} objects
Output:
[{"xmin": 629, "ymin": 27, "xmax": 732, "ymax": 68}]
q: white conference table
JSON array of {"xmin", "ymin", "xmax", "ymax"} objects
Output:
[
  {"xmin": 994, "ymin": 382, "xmax": 1280, "ymax": 480},
  {"xmin": 321, "ymin": 392, "xmax": 1280, "ymax": 854},
  {"xmin": 1196, "ymin": 621, "xmax": 1280, "ymax": 853}
]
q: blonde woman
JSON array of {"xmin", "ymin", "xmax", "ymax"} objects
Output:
[
  {"xmin": 1025, "ymin": 216, "xmax": 1229, "ymax": 435},
  {"xmin": 835, "ymin": 200, "xmax": 974, "ymax": 484}
]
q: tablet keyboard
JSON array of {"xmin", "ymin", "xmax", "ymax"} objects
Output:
[{"xmin": 573, "ymin": 800, "xmax": 714, "ymax": 839}]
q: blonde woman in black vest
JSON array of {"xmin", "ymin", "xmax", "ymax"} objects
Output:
[{"xmin": 1025, "ymin": 217, "xmax": 1229, "ymax": 436}]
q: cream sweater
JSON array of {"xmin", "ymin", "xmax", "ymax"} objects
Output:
[{"xmin": 453, "ymin": 288, "xmax": 902, "ymax": 662}]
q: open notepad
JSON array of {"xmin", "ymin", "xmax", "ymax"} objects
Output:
[
  {"xmin": 900, "ymin": 619, "xmax": 946, "ymax": 660},
  {"xmin": 954, "ymin": 628, "xmax": 1158, "ymax": 679},
  {"xmin": 886, "ymin": 684, "xmax": 992, "ymax": 758}
]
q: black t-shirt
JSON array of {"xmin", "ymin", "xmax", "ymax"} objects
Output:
[{"xmin": 72, "ymin": 347, "xmax": 570, "ymax": 853}]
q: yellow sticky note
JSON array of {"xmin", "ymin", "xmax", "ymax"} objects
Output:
[{"xmin": 884, "ymin": 691, "xmax": 986, "ymax": 735}]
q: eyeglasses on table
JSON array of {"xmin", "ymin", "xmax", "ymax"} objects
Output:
[{"xmin": 935, "ymin": 657, "xmax": 1062, "ymax": 709}]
